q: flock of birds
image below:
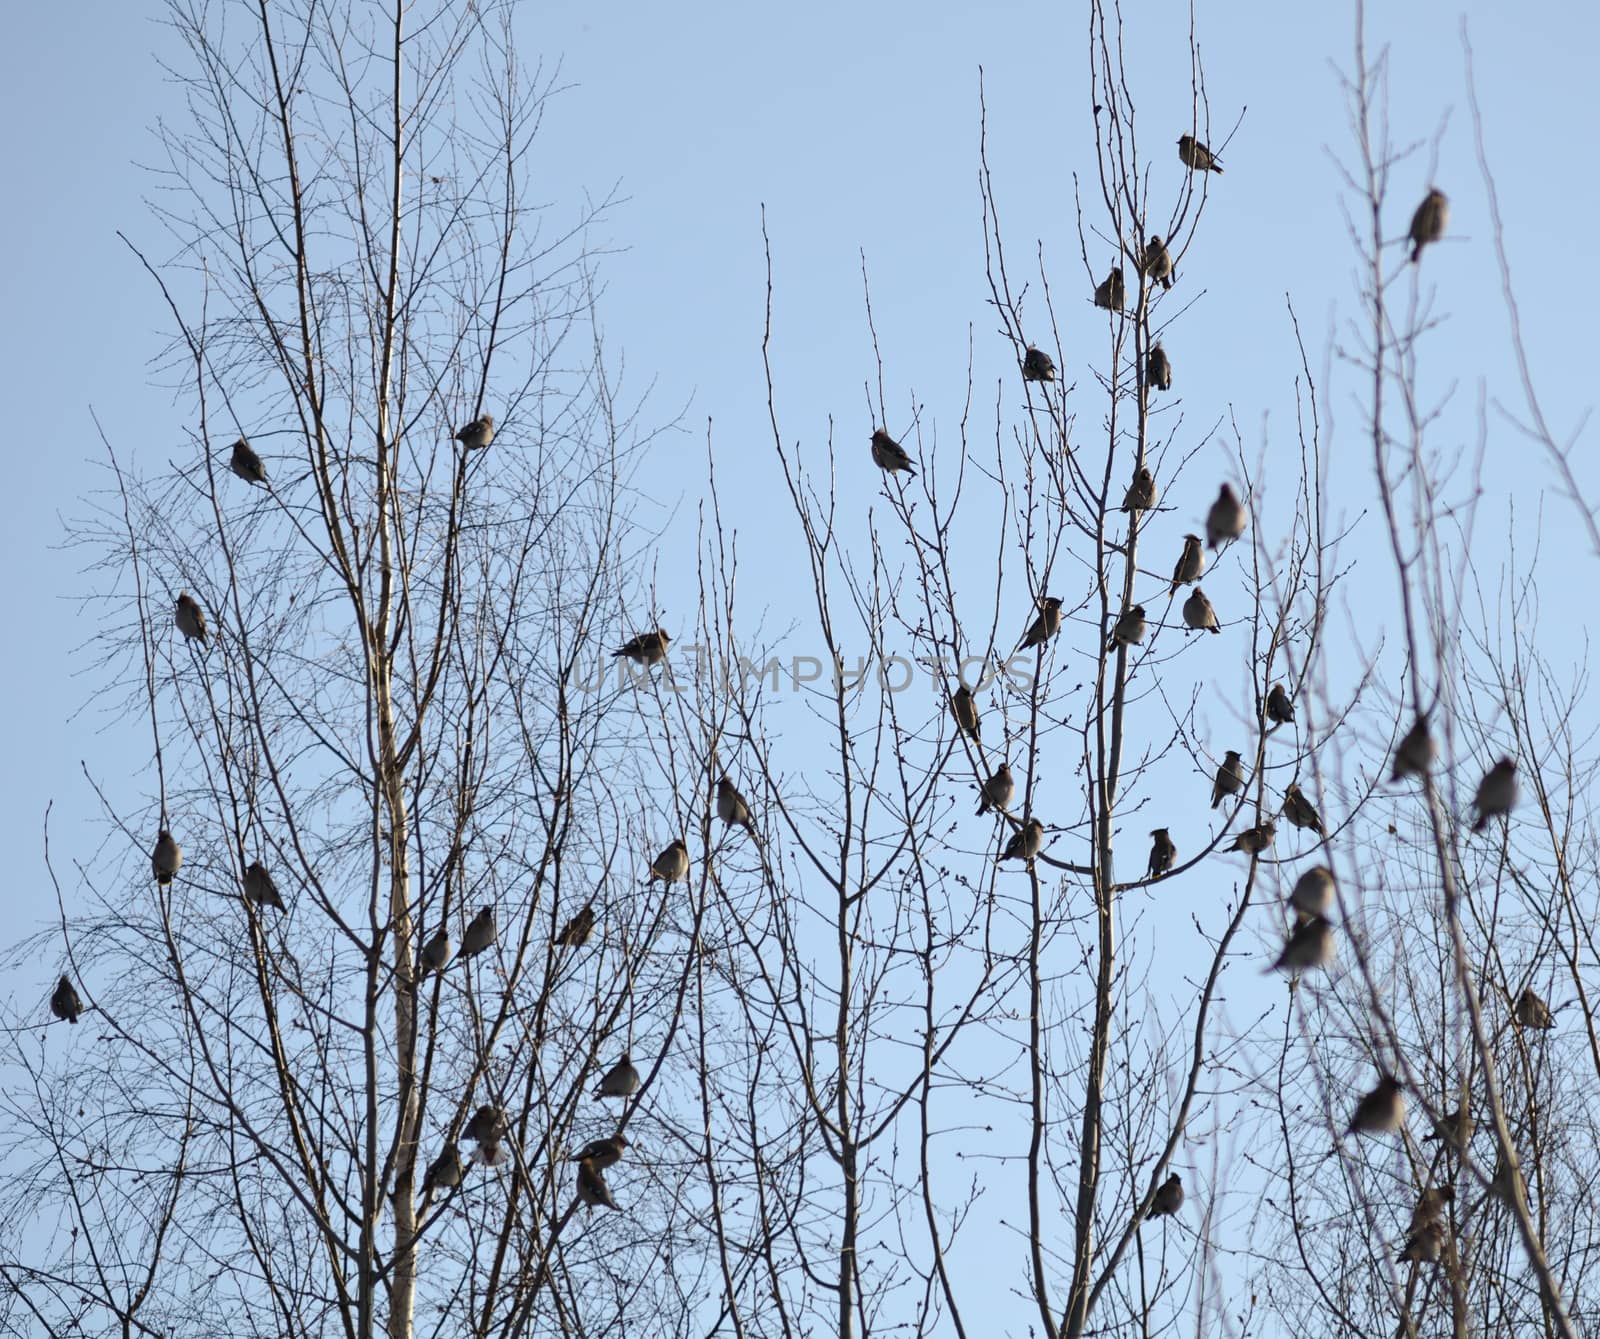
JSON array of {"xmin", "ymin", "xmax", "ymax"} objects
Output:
[{"xmin": 43, "ymin": 138, "xmax": 1483, "ymax": 1238}]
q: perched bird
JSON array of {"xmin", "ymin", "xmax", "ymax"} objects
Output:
[
  {"xmin": 570, "ymin": 1133, "xmax": 629, "ymax": 1171},
  {"xmin": 576, "ymin": 1157, "xmax": 620, "ymax": 1211},
  {"xmin": 716, "ymin": 776, "xmax": 755, "ymax": 833},
  {"xmin": 1147, "ymin": 1172, "xmax": 1184, "ymax": 1218},
  {"xmin": 1183, "ymin": 587, "xmax": 1220, "ymax": 634},
  {"xmin": 460, "ymin": 907, "xmax": 496, "ymax": 959},
  {"xmin": 1265, "ymin": 683, "xmax": 1295, "ymax": 727},
  {"xmin": 1211, "ymin": 751, "xmax": 1245, "ymax": 809},
  {"xmin": 454, "ymin": 413, "xmax": 495, "ymax": 449},
  {"xmin": 1409, "ymin": 1184, "xmax": 1455, "ymax": 1233},
  {"xmin": 1490, "ymin": 1151, "xmax": 1524, "ymax": 1202},
  {"xmin": 554, "ymin": 904, "xmax": 596, "ymax": 948},
  {"xmin": 1139, "ymin": 234, "xmax": 1174, "ymax": 290},
  {"xmin": 1169, "ymin": 534, "xmax": 1205, "ymax": 594},
  {"xmin": 1147, "ymin": 828, "xmax": 1176, "ymax": 879},
  {"xmin": 1122, "ymin": 466, "xmax": 1158, "ymax": 514},
  {"xmin": 1231, "ymin": 819, "xmax": 1276, "ymax": 855},
  {"xmin": 419, "ymin": 926, "xmax": 452, "ymax": 975},
  {"xmin": 461, "ymin": 1104, "xmax": 509, "ymax": 1166},
  {"xmin": 1177, "ymin": 134, "xmax": 1223, "ymax": 173},
  {"xmin": 1000, "ymin": 818, "xmax": 1044, "ymax": 863},
  {"xmin": 1391, "ymin": 716, "xmax": 1436, "ymax": 782},
  {"xmin": 1110, "ymin": 604, "xmax": 1147, "ymax": 650},
  {"xmin": 595, "ymin": 1053, "xmax": 642, "ymax": 1100},
  {"xmin": 1346, "ymin": 1076, "xmax": 1406, "ymax": 1136},
  {"xmin": 1471, "ymin": 757, "xmax": 1518, "ymax": 831},
  {"xmin": 1271, "ymin": 915, "xmax": 1335, "ymax": 973},
  {"xmin": 1282, "ymin": 783, "xmax": 1324, "ymax": 835},
  {"xmin": 1289, "ymin": 865, "xmax": 1336, "ymax": 918},
  {"xmin": 1017, "ymin": 596, "xmax": 1064, "ymax": 651},
  {"xmin": 1408, "ymin": 189, "xmax": 1448, "ymax": 264},
  {"xmin": 175, "ymin": 592, "xmax": 208, "ymax": 644},
  {"xmin": 1021, "ymin": 346, "xmax": 1057, "ymax": 382},
  {"xmin": 951, "ymin": 685, "xmax": 981, "ymax": 741},
  {"xmin": 460, "ymin": 1104, "xmax": 506, "ymax": 1145},
  {"xmin": 1205, "ymin": 484, "xmax": 1248, "ymax": 549},
  {"xmin": 50, "ymin": 976, "xmax": 83, "ymax": 1024},
  {"xmin": 612, "ymin": 629, "xmax": 671, "ymax": 666},
  {"xmin": 229, "ymin": 438, "xmax": 267, "ymax": 485},
  {"xmin": 977, "ymin": 762, "xmax": 1015, "ymax": 817},
  {"xmin": 1146, "ymin": 343, "xmax": 1173, "ymax": 392},
  {"xmin": 1398, "ymin": 1220, "xmax": 1445, "ymax": 1264},
  {"xmin": 243, "ymin": 861, "xmax": 286, "ymax": 911},
  {"xmin": 1423, "ymin": 1107, "xmax": 1474, "ymax": 1148},
  {"xmin": 1093, "ymin": 266, "xmax": 1126, "ymax": 311},
  {"xmin": 152, "ymin": 829, "xmax": 182, "ymax": 885},
  {"xmin": 648, "ymin": 839, "xmax": 690, "ymax": 884},
  {"xmin": 421, "ymin": 1144, "xmax": 465, "ymax": 1196},
  {"xmin": 870, "ymin": 428, "xmax": 916, "ymax": 478},
  {"xmin": 1514, "ymin": 987, "xmax": 1555, "ymax": 1031}
]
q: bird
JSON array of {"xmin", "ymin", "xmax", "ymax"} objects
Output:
[
  {"xmin": 460, "ymin": 1104, "xmax": 509, "ymax": 1166},
  {"xmin": 1408, "ymin": 189, "xmax": 1448, "ymax": 263},
  {"xmin": 175, "ymin": 592, "xmax": 208, "ymax": 643},
  {"xmin": 1147, "ymin": 1172, "xmax": 1184, "ymax": 1218},
  {"xmin": 716, "ymin": 777, "xmax": 755, "ymax": 833},
  {"xmin": 1110, "ymin": 605, "xmax": 1147, "ymax": 650},
  {"xmin": 421, "ymin": 1144, "xmax": 465, "ymax": 1196},
  {"xmin": 1205, "ymin": 484, "xmax": 1248, "ymax": 549},
  {"xmin": 1471, "ymin": 757, "xmax": 1518, "ymax": 831},
  {"xmin": 1422, "ymin": 1107, "xmax": 1474, "ymax": 1148},
  {"xmin": 554, "ymin": 904, "xmax": 596, "ymax": 948},
  {"xmin": 1147, "ymin": 828, "xmax": 1176, "ymax": 879},
  {"xmin": 229, "ymin": 438, "xmax": 267, "ymax": 485},
  {"xmin": 1177, "ymin": 134, "xmax": 1223, "ymax": 173},
  {"xmin": 1398, "ymin": 1220, "xmax": 1445, "ymax": 1264},
  {"xmin": 419, "ymin": 926, "xmax": 452, "ymax": 974},
  {"xmin": 1146, "ymin": 344, "xmax": 1173, "ymax": 392},
  {"xmin": 1093, "ymin": 266, "xmax": 1126, "ymax": 311},
  {"xmin": 1289, "ymin": 865, "xmax": 1336, "ymax": 917},
  {"xmin": 1022, "ymin": 346, "xmax": 1056, "ymax": 382},
  {"xmin": 1514, "ymin": 987, "xmax": 1555, "ymax": 1031},
  {"xmin": 1001, "ymin": 818, "xmax": 1044, "ymax": 863},
  {"xmin": 1017, "ymin": 597, "xmax": 1063, "ymax": 651},
  {"xmin": 648, "ymin": 839, "xmax": 690, "ymax": 884},
  {"xmin": 951, "ymin": 685, "xmax": 981, "ymax": 742},
  {"xmin": 1182, "ymin": 587, "xmax": 1220, "ymax": 634},
  {"xmin": 570, "ymin": 1133, "xmax": 629, "ymax": 1171},
  {"xmin": 152, "ymin": 829, "xmax": 182, "ymax": 885},
  {"xmin": 1169, "ymin": 534, "xmax": 1205, "ymax": 594},
  {"xmin": 870, "ymin": 429, "xmax": 916, "ymax": 477},
  {"xmin": 595, "ymin": 1053, "xmax": 641, "ymax": 1100},
  {"xmin": 1231, "ymin": 820, "xmax": 1276, "ymax": 855},
  {"xmin": 1139, "ymin": 234, "xmax": 1174, "ymax": 290},
  {"xmin": 243, "ymin": 861, "xmax": 286, "ymax": 911},
  {"xmin": 1211, "ymin": 751, "xmax": 1244, "ymax": 808},
  {"xmin": 1282, "ymin": 783, "xmax": 1324, "ymax": 834},
  {"xmin": 1391, "ymin": 716, "xmax": 1436, "ymax": 782},
  {"xmin": 459, "ymin": 907, "xmax": 496, "ymax": 959},
  {"xmin": 1346, "ymin": 1076, "xmax": 1406, "ymax": 1136},
  {"xmin": 1122, "ymin": 467, "xmax": 1158, "ymax": 513},
  {"xmin": 1265, "ymin": 683, "xmax": 1295, "ymax": 727},
  {"xmin": 977, "ymin": 762, "xmax": 1015, "ymax": 817},
  {"xmin": 1409, "ymin": 1184, "xmax": 1455, "ymax": 1233},
  {"xmin": 1270, "ymin": 915, "xmax": 1335, "ymax": 973},
  {"xmin": 50, "ymin": 976, "xmax": 83, "ymax": 1024},
  {"xmin": 576, "ymin": 1157, "xmax": 620, "ymax": 1211},
  {"xmin": 454, "ymin": 413, "xmax": 495, "ymax": 449},
  {"xmin": 612, "ymin": 629, "xmax": 671, "ymax": 666}
]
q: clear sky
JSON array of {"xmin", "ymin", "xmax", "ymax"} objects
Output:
[{"xmin": 2, "ymin": 0, "xmax": 1596, "ymax": 1324}]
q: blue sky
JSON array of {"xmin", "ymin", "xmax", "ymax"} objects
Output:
[{"xmin": 3, "ymin": 0, "xmax": 1596, "ymax": 1323}]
